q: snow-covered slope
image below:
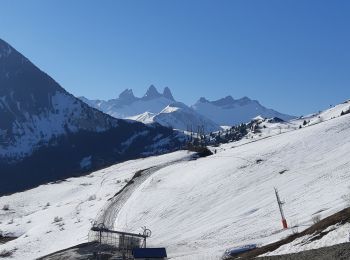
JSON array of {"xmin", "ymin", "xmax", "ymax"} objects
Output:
[
  {"xmin": 128, "ymin": 102, "xmax": 222, "ymax": 133},
  {"xmin": 81, "ymin": 86, "xmax": 221, "ymax": 133},
  {"xmin": 0, "ymin": 38, "xmax": 183, "ymax": 195},
  {"xmin": 0, "ymin": 151, "xmax": 191, "ymax": 260},
  {"xmin": 295, "ymin": 100, "xmax": 350, "ymax": 127},
  {"xmin": 1, "ymin": 100, "xmax": 350, "ymax": 259},
  {"xmin": 192, "ymin": 96, "xmax": 295, "ymax": 126},
  {"xmin": 114, "ymin": 112, "xmax": 350, "ymax": 259},
  {"xmin": 0, "ymin": 39, "xmax": 117, "ymax": 159}
]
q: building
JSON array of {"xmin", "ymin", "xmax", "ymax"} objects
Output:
[{"xmin": 132, "ymin": 248, "xmax": 167, "ymax": 260}]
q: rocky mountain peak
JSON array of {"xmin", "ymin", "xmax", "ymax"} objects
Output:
[
  {"xmin": 211, "ymin": 95, "xmax": 235, "ymax": 107},
  {"xmin": 143, "ymin": 85, "xmax": 162, "ymax": 100},
  {"xmin": 198, "ymin": 97, "xmax": 210, "ymax": 103},
  {"xmin": 163, "ymin": 87, "xmax": 175, "ymax": 101},
  {"xmin": 118, "ymin": 88, "xmax": 136, "ymax": 100}
]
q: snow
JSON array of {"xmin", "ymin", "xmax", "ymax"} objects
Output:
[
  {"xmin": 81, "ymin": 88, "xmax": 293, "ymax": 133},
  {"xmin": 1, "ymin": 102, "xmax": 350, "ymax": 259},
  {"xmin": 87, "ymin": 96, "xmax": 174, "ymax": 119},
  {"xmin": 128, "ymin": 112, "xmax": 156, "ymax": 124},
  {"xmin": 192, "ymin": 98, "xmax": 294, "ymax": 126},
  {"xmin": 301, "ymin": 101, "xmax": 350, "ymax": 126},
  {"xmin": 0, "ymin": 151, "xmax": 190, "ymax": 260},
  {"xmin": 129, "ymin": 102, "xmax": 222, "ymax": 133},
  {"xmin": 115, "ymin": 113, "xmax": 350, "ymax": 259},
  {"xmin": 0, "ymin": 92, "xmax": 83, "ymax": 158},
  {"xmin": 83, "ymin": 96, "xmax": 221, "ymax": 133},
  {"xmin": 0, "ymin": 91, "xmax": 117, "ymax": 160},
  {"xmin": 80, "ymin": 156, "xmax": 92, "ymax": 170},
  {"xmin": 120, "ymin": 130, "xmax": 149, "ymax": 150},
  {"xmin": 263, "ymin": 223, "xmax": 350, "ymax": 256}
]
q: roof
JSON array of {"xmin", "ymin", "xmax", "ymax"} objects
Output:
[{"xmin": 132, "ymin": 248, "xmax": 167, "ymax": 258}]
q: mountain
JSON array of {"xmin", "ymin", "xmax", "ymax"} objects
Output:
[
  {"xmin": 1, "ymin": 100, "xmax": 349, "ymax": 259},
  {"xmin": 128, "ymin": 102, "xmax": 221, "ymax": 133},
  {"xmin": 80, "ymin": 86, "xmax": 175, "ymax": 118},
  {"xmin": 82, "ymin": 89, "xmax": 294, "ymax": 130},
  {"xmin": 192, "ymin": 95, "xmax": 295, "ymax": 126},
  {"xmin": 0, "ymin": 39, "xmax": 182, "ymax": 195},
  {"xmin": 81, "ymin": 86, "xmax": 221, "ymax": 133}
]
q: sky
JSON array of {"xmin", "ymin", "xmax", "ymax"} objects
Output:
[{"xmin": 0, "ymin": 0, "xmax": 349, "ymax": 116}]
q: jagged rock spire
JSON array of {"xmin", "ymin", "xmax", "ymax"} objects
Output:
[
  {"xmin": 143, "ymin": 85, "xmax": 162, "ymax": 100},
  {"xmin": 118, "ymin": 88, "xmax": 136, "ymax": 100},
  {"xmin": 163, "ymin": 87, "xmax": 175, "ymax": 101}
]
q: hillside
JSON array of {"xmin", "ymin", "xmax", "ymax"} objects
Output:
[
  {"xmin": 0, "ymin": 152, "xmax": 192, "ymax": 259},
  {"xmin": 0, "ymin": 39, "xmax": 183, "ymax": 195},
  {"xmin": 0, "ymin": 100, "xmax": 349, "ymax": 259},
  {"xmin": 115, "ymin": 107, "xmax": 350, "ymax": 259}
]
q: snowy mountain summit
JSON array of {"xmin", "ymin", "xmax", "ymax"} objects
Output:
[
  {"xmin": 192, "ymin": 95, "xmax": 294, "ymax": 126},
  {"xmin": 129, "ymin": 102, "xmax": 221, "ymax": 133},
  {"xmin": 80, "ymin": 85, "xmax": 176, "ymax": 117},
  {"xmin": 82, "ymin": 87, "xmax": 294, "ymax": 131},
  {"xmin": 81, "ymin": 86, "xmax": 221, "ymax": 133},
  {"xmin": 0, "ymin": 38, "xmax": 182, "ymax": 195}
]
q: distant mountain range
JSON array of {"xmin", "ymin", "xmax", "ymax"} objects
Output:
[
  {"xmin": 192, "ymin": 96, "xmax": 294, "ymax": 126},
  {"xmin": 0, "ymin": 39, "xmax": 182, "ymax": 195},
  {"xmin": 81, "ymin": 86, "xmax": 294, "ymax": 132},
  {"xmin": 80, "ymin": 86, "xmax": 221, "ymax": 133}
]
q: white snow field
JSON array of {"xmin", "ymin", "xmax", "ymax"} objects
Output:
[
  {"xmin": 115, "ymin": 112, "xmax": 350, "ymax": 259},
  {"xmin": 0, "ymin": 101, "xmax": 349, "ymax": 260},
  {"xmin": 0, "ymin": 151, "xmax": 191, "ymax": 259}
]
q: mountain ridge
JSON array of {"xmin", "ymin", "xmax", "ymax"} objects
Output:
[
  {"xmin": 192, "ymin": 95, "xmax": 294, "ymax": 126},
  {"xmin": 81, "ymin": 87, "xmax": 294, "ymax": 129},
  {"xmin": 0, "ymin": 38, "xmax": 183, "ymax": 195}
]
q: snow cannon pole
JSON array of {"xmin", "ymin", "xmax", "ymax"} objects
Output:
[
  {"xmin": 282, "ymin": 218, "xmax": 288, "ymax": 229},
  {"xmin": 274, "ymin": 187, "xmax": 288, "ymax": 229}
]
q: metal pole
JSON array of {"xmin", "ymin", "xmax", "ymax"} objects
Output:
[{"xmin": 274, "ymin": 187, "xmax": 288, "ymax": 229}]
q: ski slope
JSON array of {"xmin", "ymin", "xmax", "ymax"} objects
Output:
[
  {"xmin": 1, "ymin": 101, "xmax": 350, "ymax": 259},
  {"xmin": 115, "ymin": 112, "xmax": 350, "ymax": 259},
  {"xmin": 0, "ymin": 151, "xmax": 191, "ymax": 259}
]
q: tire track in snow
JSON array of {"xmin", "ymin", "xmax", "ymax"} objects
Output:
[{"xmin": 94, "ymin": 157, "xmax": 192, "ymax": 230}]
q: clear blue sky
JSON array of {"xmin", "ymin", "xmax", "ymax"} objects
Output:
[{"xmin": 1, "ymin": 0, "xmax": 349, "ymax": 116}]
